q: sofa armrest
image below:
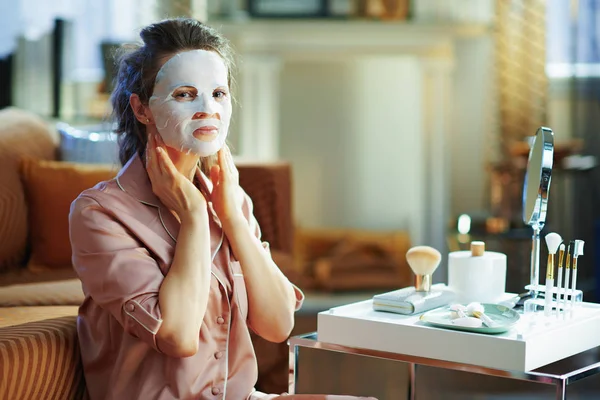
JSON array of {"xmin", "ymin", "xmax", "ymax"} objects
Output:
[
  {"xmin": 237, "ymin": 162, "xmax": 294, "ymax": 254},
  {"xmin": 0, "ymin": 307, "xmax": 86, "ymax": 400}
]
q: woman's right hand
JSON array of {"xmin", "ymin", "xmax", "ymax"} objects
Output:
[{"xmin": 146, "ymin": 133, "xmax": 207, "ymax": 221}]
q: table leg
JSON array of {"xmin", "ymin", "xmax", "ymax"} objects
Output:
[
  {"xmin": 408, "ymin": 363, "xmax": 416, "ymax": 400},
  {"xmin": 289, "ymin": 342, "xmax": 299, "ymax": 395},
  {"xmin": 555, "ymin": 379, "xmax": 566, "ymax": 400}
]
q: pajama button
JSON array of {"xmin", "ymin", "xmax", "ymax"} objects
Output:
[
  {"xmin": 211, "ymin": 387, "xmax": 220, "ymax": 395},
  {"xmin": 215, "ymin": 351, "xmax": 223, "ymax": 359},
  {"xmin": 125, "ymin": 303, "xmax": 135, "ymax": 312},
  {"xmin": 217, "ymin": 316, "xmax": 225, "ymax": 324}
]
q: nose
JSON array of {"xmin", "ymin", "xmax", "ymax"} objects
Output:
[
  {"xmin": 192, "ymin": 92, "xmax": 219, "ymax": 120},
  {"xmin": 192, "ymin": 111, "xmax": 219, "ymax": 120}
]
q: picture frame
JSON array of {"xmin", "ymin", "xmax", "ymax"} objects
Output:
[{"xmin": 247, "ymin": 0, "xmax": 328, "ymax": 18}]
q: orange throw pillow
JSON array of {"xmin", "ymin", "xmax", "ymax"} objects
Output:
[{"xmin": 19, "ymin": 158, "xmax": 118, "ymax": 270}]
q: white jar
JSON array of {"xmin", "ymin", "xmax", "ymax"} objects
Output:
[{"xmin": 448, "ymin": 241, "xmax": 507, "ymax": 304}]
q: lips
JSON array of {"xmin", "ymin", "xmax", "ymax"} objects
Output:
[
  {"xmin": 189, "ymin": 118, "xmax": 221, "ymax": 141},
  {"xmin": 194, "ymin": 126, "xmax": 218, "ymax": 134},
  {"xmin": 192, "ymin": 126, "xmax": 219, "ymax": 142}
]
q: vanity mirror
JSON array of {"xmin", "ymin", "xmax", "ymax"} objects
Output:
[{"xmin": 522, "ymin": 127, "xmax": 554, "ymax": 297}]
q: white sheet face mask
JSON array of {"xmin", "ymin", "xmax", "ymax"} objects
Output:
[{"xmin": 149, "ymin": 50, "xmax": 231, "ymax": 157}]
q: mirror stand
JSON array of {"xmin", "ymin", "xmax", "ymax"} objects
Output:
[
  {"xmin": 529, "ymin": 226, "xmax": 542, "ymax": 298},
  {"xmin": 521, "ymin": 127, "xmax": 553, "ymax": 307}
]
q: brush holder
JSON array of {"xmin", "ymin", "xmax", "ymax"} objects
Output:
[{"xmin": 523, "ymin": 284, "xmax": 583, "ymax": 316}]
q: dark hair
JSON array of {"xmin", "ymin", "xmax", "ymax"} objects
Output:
[{"xmin": 111, "ymin": 18, "xmax": 235, "ymax": 169}]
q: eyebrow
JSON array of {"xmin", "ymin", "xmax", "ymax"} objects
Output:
[
  {"xmin": 167, "ymin": 82, "xmax": 197, "ymax": 92},
  {"xmin": 167, "ymin": 82, "xmax": 229, "ymax": 92}
]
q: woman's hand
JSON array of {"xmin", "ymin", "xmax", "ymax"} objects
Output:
[
  {"xmin": 146, "ymin": 133, "xmax": 207, "ymax": 221},
  {"xmin": 210, "ymin": 145, "xmax": 245, "ymax": 225}
]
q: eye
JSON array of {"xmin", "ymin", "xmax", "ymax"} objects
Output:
[
  {"xmin": 172, "ymin": 87, "xmax": 197, "ymax": 101},
  {"xmin": 213, "ymin": 89, "xmax": 228, "ymax": 99}
]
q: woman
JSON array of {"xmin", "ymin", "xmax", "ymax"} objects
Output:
[{"xmin": 69, "ymin": 18, "xmax": 375, "ymax": 400}]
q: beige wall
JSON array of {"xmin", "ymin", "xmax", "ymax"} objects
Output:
[
  {"xmin": 279, "ymin": 57, "xmax": 425, "ymax": 240},
  {"xmin": 279, "ymin": 38, "xmax": 495, "ymax": 237}
]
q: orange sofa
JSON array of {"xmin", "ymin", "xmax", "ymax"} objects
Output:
[{"xmin": 0, "ymin": 107, "xmax": 301, "ymax": 399}]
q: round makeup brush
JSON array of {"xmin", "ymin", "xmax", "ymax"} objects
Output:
[
  {"xmin": 555, "ymin": 243, "xmax": 566, "ymax": 317},
  {"xmin": 466, "ymin": 302, "xmax": 495, "ymax": 327},
  {"xmin": 406, "ymin": 246, "xmax": 442, "ymax": 292},
  {"xmin": 544, "ymin": 232, "xmax": 562, "ymax": 316},
  {"xmin": 570, "ymin": 240, "xmax": 585, "ymax": 316}
]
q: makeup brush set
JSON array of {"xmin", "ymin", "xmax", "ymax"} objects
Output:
[{"xmin": 533, "ymin": 232, "xmax": 585, "ymax": 319}]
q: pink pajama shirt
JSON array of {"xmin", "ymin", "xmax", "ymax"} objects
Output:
[{"xmin": 70, "ymin": 155, "xmax": 372, "ymax": 400}]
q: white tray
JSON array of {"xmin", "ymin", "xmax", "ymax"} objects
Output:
[{"xmin": 317, "ymin": 299, "xmax": 600, "ymax": 371}]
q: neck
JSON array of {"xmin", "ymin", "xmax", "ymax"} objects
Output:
[{"xmin": 165, "ymin": 147, "xmax": 199, "ymax": 180}]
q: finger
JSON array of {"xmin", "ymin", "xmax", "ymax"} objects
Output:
[
  {"xmin": 157, "ymin": 147, "xmax": 178, "ymax": 177},
  {"xmin": 217, "ymin": 148, "xmax": 228, "ymax": 181},
  {"xmin": 225, "ymin": 145, "xmax": 237, "ymax": 177},
  {"xmin": 210, "ymin": 164, "xmax": 220, "ymax": 188},
  {"xmin": 145, "ymin": 135, "xmax": 152, "ymax": 165},
  {"xmin": 223, "ymin": 145, "xmax": 234, "ymax": 174},
  {"xmin": 154, "ymin": 134, "xmax": 169, "ymax": 160},
  {"xmin": 156, "ymin": 147, "xmax": 167, "ymax": 175},
  {"xmin": 155, "ymin": 132, "xmax": 167, "ymax": 150},
  {"xmin": 146, "ymin": 134, "xmax": 161, "ymax": 180},
  {"xmin": 151, "ymin": 136, "xmax": 165, "ymax": 177}
]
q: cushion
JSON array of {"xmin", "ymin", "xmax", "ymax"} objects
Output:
[
  {"xmin": 0, "ymin": 307, "xmax": 86, "ymax": 400},
  {"xmin": 19, "ymin": 158, "xmax": 117, "ymax": 270},
  {"xmin": 0, "ymin": 265, "xmax": 78, "ymax": 287},
  {"xmin": 0, "ymin": 305, "xmax": 78, "ymax": 328},
  {"xmin": 294, "ymin": 228, "xmax": 413, "ymax": 291},
  {"xmin": 0, "ymin": 279, "xmax": 84, "ymax": 307},
  {"xmin": 0, "ymin": 107, "xmax": 59, "ymax": 271}
]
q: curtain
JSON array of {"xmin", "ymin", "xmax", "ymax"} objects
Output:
[
  {"xmin": 487, "ymin": 0, "xmax": 547, "ymax": 227},
  {"xmin": 494, "ymin": 0, "xmax": 548, "ymax": 158},
  {"xmin": 546, "ymin": 0, "xmax": 600, "ymax": 300}
]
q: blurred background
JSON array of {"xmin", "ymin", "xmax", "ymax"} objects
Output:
[
  {"xmin": 2, "ymin": 0, "xmax": 598, "ymax": 299},
  {"xmin": 1, "ymin": 1, "xmax": 600, "ymax": 397}
]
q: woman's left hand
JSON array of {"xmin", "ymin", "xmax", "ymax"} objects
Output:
[{"xmin": 210, "ymin": 145, "xmax": 245, "ymax": 226}]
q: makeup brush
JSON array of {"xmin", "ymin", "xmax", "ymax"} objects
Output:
[
  {"xmin": 449, "ymin": 303, "xmax": 468, "ymax": 319},
  {"xmin": 544, "ymin": 233, "xmax": 562, "ymax": 316},
  {"xmin": 555, "ymin": 243, "xmax": 565, "ymax": 317},
  {"xmin": 467, "ymin": 302, "xmax": 496, "ymax": 327},
  {"xmin": 561, "ymin": 242, "xmax": 572, "ymax": 319},
  {"xmin": 570, "ymin": 240, "xmax": 585, "ymax": 317},
  {"xmin": 406, "ymin": 246, "xmax": 442, "ymax": 292}
]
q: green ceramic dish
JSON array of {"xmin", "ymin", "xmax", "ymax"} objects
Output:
[{"xmin": 419, "ymin": 303, "xmax": 521, "ymax": 334}]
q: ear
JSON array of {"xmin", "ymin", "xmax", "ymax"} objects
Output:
[{"xmin": 130, "ymin": 94, "xmax": 154, "ymax": 125}]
